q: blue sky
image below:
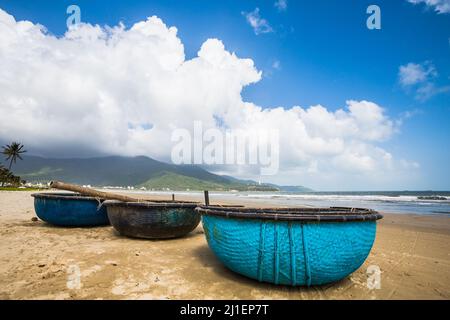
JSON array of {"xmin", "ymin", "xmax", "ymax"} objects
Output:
[{"xmin": 0, "ymin": 0, "xmax": 449, "ymax": 190}]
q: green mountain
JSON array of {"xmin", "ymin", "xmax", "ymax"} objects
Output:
[
  {"xmin": 7, "ymin": 155, "xmax": 308, "ymax": 191},
  {"xmin": 139, "ymin": 172, "xmax": 231, "ymax": 190}
]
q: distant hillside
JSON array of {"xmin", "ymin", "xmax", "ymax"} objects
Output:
[
  {"xmin": 7, "ymin": 155, "xmax": 303, "ymax": 191},
  {"xmin": 268, "ymin": 185, "xmax": 314, "ymax": 192},
  {"xmin": 139, "ymin": 172, "xmax": 231, "ymax": 190}
]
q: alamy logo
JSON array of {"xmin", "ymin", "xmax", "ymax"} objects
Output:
[
  {"xmin": 366, "ymin": 265, "xmax": 381, "ymax": 289},
  {"xmin": 366, "ymin": 5, "xmax": 381, "ymax": 30},
  {"xmin": 66, "ymin": 5, "xmax": 81, "ymax": 29},
  {"xmin": 171, "ymin": 121, "xmax": 280, "ymax": 176},
  {"xmin": 67, "ymin": 264, "xmax": 81, "ymax": 289}
]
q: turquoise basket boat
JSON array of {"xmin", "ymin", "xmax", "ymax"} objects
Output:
[
  {"xmin": 196, "ymin": 206, "xmax": 383, "ymax": 286},
  {"xmin": 32, "ymin": 193, "xmax": 109, "ymax": 227}
]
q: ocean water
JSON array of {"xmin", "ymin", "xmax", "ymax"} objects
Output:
[
  {"xmin": 229, "ymin": 191, "xmax": 450, "ymax": 215},
  {"xmin": 128, "ymin": 190, "xmax": 450, "ymax": 215}
]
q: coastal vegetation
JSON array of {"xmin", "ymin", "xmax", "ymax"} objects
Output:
[
  {"xmin": 0, "ymin": 186, "xmax": 45, "ymax": 191},
  {"xmin": 1, "ymin": 142, "xmax": 27, "ymax": 187},
  {"xmin": 0, "ymin": 164, "xmax": 22, "ymax": 186}
]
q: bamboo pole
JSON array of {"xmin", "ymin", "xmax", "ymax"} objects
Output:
[
  {"xmin": 204, "ymin": 190, "xmax": 210, "ymax": 206},
  {"xmin": 50, "ymin": 181, "xmax": 145, "ymax": 202}
]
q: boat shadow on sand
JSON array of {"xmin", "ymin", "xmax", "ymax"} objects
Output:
[
  {"xmin": 108, "ymin": 226, "xmax": 202, "ymax": 241},
  {"xmin": 18, "ymin": 219, "xmax": 111, "ymax": 230},
  {"xmin": 19, "ymin": 220, "xmax": 203, "ymax": 242}
]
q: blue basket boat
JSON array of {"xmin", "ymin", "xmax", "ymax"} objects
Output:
[
  {"xmin": 32, "ymin": 193, "xmax": 109, "ymax": 227},
  {"xmin": 104, "ymin": 200, "xmax": 200, "ymax": 239},
  {"xmin": 196, "ymin": 206, "xmax": 383, "ymax": 286}
]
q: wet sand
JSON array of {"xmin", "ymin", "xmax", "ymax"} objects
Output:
[{"xmin": 0, "ymin": 191, "xmax": 449, "ymax": 300}]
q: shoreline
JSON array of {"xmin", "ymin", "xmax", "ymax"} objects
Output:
[
  {"xmin": 5, "ymin": 187, "xmax": 450, "ymax": 215},
  {"xmin": 0, "ymin": 190, "xmax": 449, "ymax": 299},
  {"xmin": 106, "ymin": 189, "xmax": 450, "ymax": 215}
]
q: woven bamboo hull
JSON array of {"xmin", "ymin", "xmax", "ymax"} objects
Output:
[
  {"xmin": 32, "ymin": 193, "xmax": 109, "ymax": 227},
  {"xmin": 202, "ymin": 215, "xmax": 377, "ymax": 286},
  {"xmin": 105, "ymin": 201, "xmax": 200, "ymax": 239}
]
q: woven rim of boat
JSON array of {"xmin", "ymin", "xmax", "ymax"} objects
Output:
[
  {"xmin": 31, "ymin": 192, "xmax": 105, "ymax": 201},
  {"xmin": 196, "ymin": 206, "xmax": 383, "ymax": 222},
  {"xmin": 103, "ymin": 200, "xmax": 199, "ymax": 208}
]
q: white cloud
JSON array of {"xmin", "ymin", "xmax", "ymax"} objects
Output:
[
  {"xmin": 398, "ymin": 62, "xmax": 436, "ymax": 86},
  {"xmin": 400, "ymin": 159, "xmax": 420, "ymax": 169},
  {"xmin": 272, "ymin": 60, "xmax": 281, "ymax": 70},
  {"xmin": 274, "ymin": 0, "xmax": 288, "ymax": 12},
  {"xmin": 242, "ymin": 8, "xmax": 273, "ymax": 35},
  {"xmin": 398, "ymin": 61, "xmax": 449, "ymax": 101},
  {"xmin": 395, "ymin": 109, "xmax": 422, "ymax": 126},
  {"xmin": 0, "ymin": 8, "xmax": 414, "ymax": 187},
  {"xmin": 407, "ymin": 0, "xmax": 450, "ymax": 14},
  {"xmin": 415, "ymin": 82, "xmax": 450, "ymax": 101},
  {"xmin": 264, "ymin": 60, "xmax": 281, "ymax": 78}
]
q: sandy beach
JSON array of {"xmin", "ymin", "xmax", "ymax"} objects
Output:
[{"xmin": 0, "ymin": 190, "xmax": 449, "ymax": 300}]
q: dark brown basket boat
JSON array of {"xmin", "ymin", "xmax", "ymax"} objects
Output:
[{"xmin": 104, "ymin": 200, "xmax": 200, "ymax": 239}]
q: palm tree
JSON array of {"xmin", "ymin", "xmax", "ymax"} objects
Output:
[
  {"xmin": 2, "ymin": 142, "xmax": 27, "ymax": 171},
  {"xmin": 0, "ymin": 164, "xmax": 22, "ymax": 187},
  {"xmin": 0, "ymin": 164, "xmax": 10, "ymax": 186},
  {"xmin": 0, "ymin": 164, "xmax": 6, "ymax": 179}
]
